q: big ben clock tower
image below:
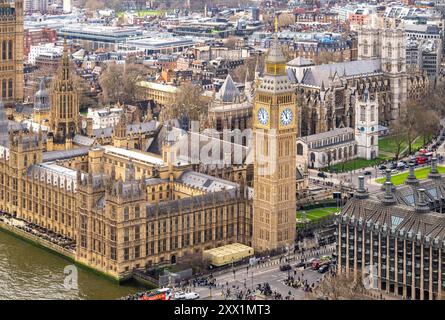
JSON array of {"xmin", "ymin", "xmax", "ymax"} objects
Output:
[{"xmin": 252, "ymin": 21, "xmax": 297, "ymax": 253}]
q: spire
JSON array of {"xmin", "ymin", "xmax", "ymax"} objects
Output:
[{"xmin": 217, "ymin": 74, "xmax": 240, "ymax": 103}]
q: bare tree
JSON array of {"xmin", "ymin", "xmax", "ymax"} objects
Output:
[
  {"xmin": 175, "ymin": 252, "xmax": 210, "ymax": 274},
  {"xmin": 308, "ymin": 272, "xmax": 372, "ymax": 300},
  {"xmin": 389, "ymin": 118, "xmax": 408, "ymax": 161},
  {"xmin": 278, "ymin": 12, "xmax": 295, "ymax": 28},
  {"xmin": 99, "ymin": 62, "xmax": 149, "ymax": 104},
  {"xmin": 168, "ymin": 81, "xmax": 207, "ymax": 122}
]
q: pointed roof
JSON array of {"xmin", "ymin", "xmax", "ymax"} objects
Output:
[
  {"xmin": 287, "ymin": 56, "xmax": 314, "ymax": 67},
  {"xmin": 35, "ymin": 78, "xmax": 48, "ymax": 100},
  {"xmin": 265, "ymin": 36, "xmax": 286, "ymax": 65},
  {"xmin": 216, "ymin": 74, "xmax": 240, "ymax": 103}
]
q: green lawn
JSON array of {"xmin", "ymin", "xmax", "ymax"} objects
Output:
[
  {"xmin": 325, "ymin": 157, "xmax": 387, "ymax": 173},
  {"xmin": 379, "ymin": 136, "xmax": 426, "ymax": 158},
  {"xmin": 376, "ymin": 166, "xmax": 445, "ymax": 185},
  {"xmin": 117, "ymin": 10, "xmax": 164, "ymax": 18},
  {"xmin": 296, "ymin": 207, "xmax": 339, "ymax": 222}
]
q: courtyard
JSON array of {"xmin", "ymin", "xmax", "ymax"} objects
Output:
[
  {"xmin": 375, "ymin": 166, "xmax": 445, "ymax": 185},
  {"xmin": 296, "ymin": 207, "xmax": 339, "ymax": 222}
]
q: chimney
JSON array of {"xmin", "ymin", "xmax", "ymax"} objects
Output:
[
  {"xmin": 428, "ymin": 157, "xmax": 441, "ymax": 179},
  {"xmin": 381, "ymin": 168, "xmax": 394, "ymax": 191},
  {"xmin": 383, "ymin": 181, "xmax": 396, "ymax": 205},
  {"xmin": 355, "ymin": 176, "xmax": 369, "ymax": 199},
  {"xmin": 415, "ymin": 188, "xmax": 430, "ymax": 213},
  {"xmin": 405, "ymin": 163, "xmax": 419, "ymax": 185}
]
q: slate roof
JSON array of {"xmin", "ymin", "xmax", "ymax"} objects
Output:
[
  {"xmin": 300, "ymin": 59, "xmax": 381, "ymax": 87},
  {"xmin": 340, "ymin": 172, "xmax": 445, "ymax": 242},
  {"xmin": 216, "ymin": 74, "xmax": 240, "ymax": 103}
]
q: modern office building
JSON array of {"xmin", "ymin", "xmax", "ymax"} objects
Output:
[{"xmin": 338, "ymin": 162, "xmax": 445, "ymax": 300}]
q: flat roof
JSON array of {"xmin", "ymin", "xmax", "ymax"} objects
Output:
[
  {"xmin": 137, "ymin": 81, "xmax": 178, "ymax": 94},
  {"xmin": 103, "ymin": 145, "xmax": 165, "ymax": 166},
  {"xmin": 203, "ymin": 243, "xmax": 254, "ymax": 258}
]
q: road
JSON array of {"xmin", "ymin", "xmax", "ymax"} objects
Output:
[{"xmin": 193, "ymin": 246, "xmax": 335, "ymax": 300}]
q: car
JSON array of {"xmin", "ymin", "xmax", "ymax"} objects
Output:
[
  {"xmin": 391, "ymin": 169, "xmax": 398, "ymax": 174},
  {"xmin": 317, "ymin": 172, "xmax": 328, "ymax": 178},
  {"xmin": 174, "ymin": 292, "xmax": 187, "ymax": 300},
  {"xmin": 363, "ymin": 171, "xmax": 372, "ymax": 176},
  {"xmin": 184, "ymin": 292, "xmax": 200, "ymax": 300},
  {"xmin": 295, "ymin": 261, "xmax": 305, "ymax": 268},
  {"xmin": 378, "ymin": 165, "xmax": 387, "ymax": 171},
  {"xmin": 318, "ymin": 265, "xmax": 330, "ymax": 273},
  {"xmin": 389, "ymin": 163, "xmax": 397, "ymax": 170},
  {"xmin": 279, "ymin": 264, "xmax": 292, "ymax": 272}
]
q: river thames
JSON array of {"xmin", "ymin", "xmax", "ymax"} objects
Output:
[{"xmin": 0, "ymin": 230, "xmax": 146, "ymax": 300}]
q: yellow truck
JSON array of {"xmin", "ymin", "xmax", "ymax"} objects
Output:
[{"xmin": 203, "ymin": 243, "xmax": 254, "ymax": 267}]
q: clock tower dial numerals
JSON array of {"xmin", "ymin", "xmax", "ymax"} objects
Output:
[
  {"xmin": 257, "ymin": 107, "xmax": 269, "ymax": 125},
  {"xmin": 280, "ymin": 108, "xmax": 293, "ymax": 126}
]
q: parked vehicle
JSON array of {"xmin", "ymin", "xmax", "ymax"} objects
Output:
[
  {"xmin": 364, "ymin": 171, "xmax": 372, "ymax": 176},
  {"xmin": 279, "ymin": 264, "xmax": 292, "ymax": 272},
  {"xmin": 318, "ymin": 265, "xmax": 330, "ymax": 273},
  {"xmin": 378, "ymin": 165, "xmax": 387, "ymax": 171},
  {"xmin": 295, "ymin": 260, "xmax": 305, "ymax": 268},
  {"xmin": 317, "ymin": 172, "xmax": 328, "ymax": 178},
  {"xmin": 184, "ymin": 292, "xmax": 200, "ymax": 300}
]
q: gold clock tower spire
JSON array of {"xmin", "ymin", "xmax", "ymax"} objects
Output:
[{"xmin": 252, "ymin": 28, "xmax": 297, "ymax": 252}]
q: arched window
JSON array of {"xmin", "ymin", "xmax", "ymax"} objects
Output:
[
  {"xmin": 297, "ymin": 143, "xmax": 304, "ymax": 155},
  {"xmin": 387, "ymin": 42, "xmax": 392, "ymax": 58},
  {"xmin": 124, "ymin": 207, "xmax": 129, "ymax": 221},
  {"xmin": 1, "ymin": 79, "xmax": 6, "ymax": 98},
  {"xmin": 363, "ymin": 40, "xmax": 369, "ymax": 55},
  {"xmin": 310, "ymin": 152, "xmax": 316, "ymax": 162},
  {"xmin": 1, "ymin": 40, "xmax": 6, "ymax": 60},
  {"xmin": 8, "ymin": 40, "xmax": 12, "ymax": 60},
  {"xmin": 8, "ymin": 79, "xmax": 12, "ymax": 98}
]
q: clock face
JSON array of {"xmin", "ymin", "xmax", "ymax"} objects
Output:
[
  {"xmin": 280, "ymin": 108, "xmax": 293, "ymax": 126},
  {"xmin": 257, "ymin": 108, "xmax": 269, "ymax": 125}
]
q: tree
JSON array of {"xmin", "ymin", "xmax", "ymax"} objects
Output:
[
  {"xmin": 168, "ymin": 82, "xmax": 207, "ymax": 123},
  {"xmin": 277, "ymin": 12, "xmax": 295, "ymax": 28},
  {"xmin": 99, "ymin": 62, "xmax": 149, "ymax": 104},
  {"xmin": 401, "ymin": 101, "xmax": 420, "ymax": 155},
  {"xmin": 389, "ymin": 118, "xmax": 407, "ymax": 161},
  {"xmin": 307, "ymin": 272, "xmax": 373, "ymax": 300},
  {"xmin": 85, "ymin": 0, "xmax": 105, "ymax": 12}
]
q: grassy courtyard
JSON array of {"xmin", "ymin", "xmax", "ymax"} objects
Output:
[
  {"xmin": 379, "ymin": 136, "xmax": 425, "ymax": 159},
  {"xmin": 325, "ymin": 157, "xmax": 388, "ymax": 173},
  {"xmin": 375, "ymin": 166, "xmax": 445, "ymax": 185},
  {"xmin": 296, "ymin": 207, "xmax": 339, "ymax": 222},
  {"xmin": 117, "ymin": 10, "xmax": 164, "ymax": 17}
]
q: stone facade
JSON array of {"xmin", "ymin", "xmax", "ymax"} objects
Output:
[{"xmin": 0, "ymin": 0, "xmax": 24, "ymax": 105}]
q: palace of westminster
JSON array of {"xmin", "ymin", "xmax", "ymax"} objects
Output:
[{"xmin": 0, "ymin": 1, "xmax": 433, "ymax": 281}]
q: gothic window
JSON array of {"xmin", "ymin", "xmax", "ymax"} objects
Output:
[
  {"xmin": 371, "ymin": 136, "xmax": 375, "ymax": 146},
  {"xmin": 363, "ymin": 40, "xmax": 369, "ymax": 56},
  {"xmin": 297, "ymin": 143, "xmax": 304, "ymax": 155},
  {"xmin": 8, "ymin": 79, "xmax": 12, "ymax": 98},
  {"xmin": 360, "ymin": 106, "xmax": 366, "ymax": 122},
  {"xmin": 1, "ymin": 79, "xmax": 5, "ymax": 98},
  {"xmin": 371, "ymin": 106, "xmax": 375, "ymax": 122},
  {"xmin": 387, "ymin": 43, "xmax": 392, "ymax": 58},
  {"xmin": 310, "ymin": 152, "xmax": 316, "ymax": 162},
  {"xmin": 372, "ymin": 41, "xmax": 377, "ymax": 56},
  {"xmin": 8, "ymin": 40, "xmax": 12, "ymax": 60},
  {"xmin": 1, "ymin": 41, "xmax": 5, "ymax": 60}
]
